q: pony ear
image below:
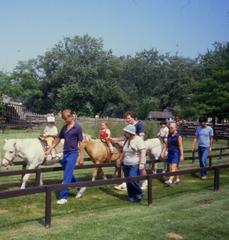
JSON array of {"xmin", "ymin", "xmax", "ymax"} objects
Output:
[{"xmin": 4, "ymin": 139, "xmax": 8, "ymax": 143}]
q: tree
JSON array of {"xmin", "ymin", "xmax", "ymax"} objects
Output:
[{"xmin": 192, "ymin": 42, "xmax": 229, "ymax": 121}]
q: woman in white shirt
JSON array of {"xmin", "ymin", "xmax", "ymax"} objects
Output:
[{"xmin": 119, "ymin": 124, "xmax": 146, "ymax": 203}]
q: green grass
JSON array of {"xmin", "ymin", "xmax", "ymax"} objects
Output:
[
  {"xmin": 0, "ymin": 171, "xmax": 229, "ymax": 240},
  {"xmin": 0, "ymin": 124, "xmax": 229, "ymax": 240}
]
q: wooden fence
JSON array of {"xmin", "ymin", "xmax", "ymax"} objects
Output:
[
  {"xmin": 0, "ymin": 102, "xmax": 47, "ymax": 130},
  {"xmin": 179, "ymin": 122, "xmax": 229, "ymax": 140},
  {"xmin": 0, "ymin": 161, "xmax": 229, "ymax": 228}
]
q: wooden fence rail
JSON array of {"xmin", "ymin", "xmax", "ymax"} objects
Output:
[
  {"xmin": 0, "ymin": 162, "xmax": 229, "ymax": 228},
  {"xmin": 1, "ymin": 152, "xmax": 229, "ymax": 183},
  {"xmin": 9, "ymin": 146, "xmax": 229, "ymax": 174}
]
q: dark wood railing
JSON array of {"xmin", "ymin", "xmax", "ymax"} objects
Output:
[{"xmin": 0, "ymin": 163, "xmax": 229, "ymax": 228}]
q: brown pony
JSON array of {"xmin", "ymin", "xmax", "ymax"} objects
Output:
[{"xmin": 79, "ymin": 136, "xmax": 122, "ymax": 181}]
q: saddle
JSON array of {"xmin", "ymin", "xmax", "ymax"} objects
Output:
[
  {"xmin": 38, "ymin": 136, "xmax": 63, "ymax": 165},
  {"xmin": 101, "ymin": 141, "xmax": 121, "ymax": 162},
  {"xmin": 39, "ymin": 135, "xmax": 56, "ymax": 150}
]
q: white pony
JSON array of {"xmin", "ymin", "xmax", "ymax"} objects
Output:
[
  {"xmin": 145, "ymin": 138, "xmax": 165, "ymax": 173},
  {"xmin": 1, "ymin": 138, "xmax": 63, "ymax": 189}
]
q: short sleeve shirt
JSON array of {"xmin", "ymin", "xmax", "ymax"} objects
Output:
[
  {"xmin": 99, "ymin": 129, "xmax": 111, "ymax": 141},
  {"xmin": 159, "ymin": 127, "xmax": 169, "ymax": 138},
  {"xmin": 195, "ymin": 126, "xmax": 214, "ymax": 147},
  {"xmin": 43, "ymin": 126, "xmax": 58, "ymax": 136},
  {"xmin": 123, "ymin": 136, "xmax": 145, "ymax": 166},
  {"xmin": 59, "ymin": 123, "xmax": 83, "ymax": 152},
  {"xmin": 135, "ymin": 121, "xmax": 144, "ymax": 137}
]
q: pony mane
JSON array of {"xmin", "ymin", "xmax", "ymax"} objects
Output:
[{"xmin": 83, "ymin": 133, "xmax": 92, "ymax": 141}]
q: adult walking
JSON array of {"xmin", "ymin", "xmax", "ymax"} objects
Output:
[
  {"xmin": 119, "ymin": 124, "xmax": 146, "ymax": 202},
  {"xmin": 191, "ymin": 117, "xmax": 214, "ymax": 179},
  {"xmin": 124, "ymin": 111, "xmax": 145, "ymax": 138},
  {"xmin": 165, "ymin": 122, "xmax": 184, "ymax": 186},
  {"xmin": 46, "ymin": 109, "xmax": 86, "ymax": 204},
  {"xmin": 115, "ymin": 111, "xmax": 147, "ymax": 190}
]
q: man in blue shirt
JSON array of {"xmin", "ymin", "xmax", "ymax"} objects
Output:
[
  {"xmin": 191, "ymin": 117, "xmax": 214, "ymax": 179},
  {"xmin": 46, "ymin": 109, "xmax": 86, "ymax": 204}
]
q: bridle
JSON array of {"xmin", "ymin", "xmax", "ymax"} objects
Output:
[{"xmin": 2, "ymin": 156, "xmax": 14, "ymax": 166}]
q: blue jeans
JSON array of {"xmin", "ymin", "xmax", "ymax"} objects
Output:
[
  {"xmin": 198, "ymin": 146, "xmax": 209, "ymax": 177},
  {"xmin": 59, "ymin": 151, "xmax": 78, "ymax": 199},
  {"xmin": 123, "ymin": 165, "xmax": 143, "ymax": 202}
]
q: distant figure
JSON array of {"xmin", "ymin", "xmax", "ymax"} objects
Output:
[
  {"xmin": 99, "ymin": 121, "xmax": 113, "ymax": 154},
  {"xmin": 120, "ymin": 124, "xmax": 146, "ymax": 202},
  {"xmin": 191, "ymin": 117, "xmax": 214, "ymax": 180},
  {"xmin": 157, "ymin": 121, "xmax": 169, "ymax": 159},
  {"xmin": 165, "ymin": 122, "xmax": 184, "ymax": 186},
  {"xmin": 43, "ymin": 116, "xmax": 58, "ymax": 161},
  {"xmin": 43, "ymin": 115, "xmax": 58, "ymax": 137}
]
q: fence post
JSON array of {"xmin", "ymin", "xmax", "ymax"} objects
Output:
[
  {"xmin": 214, "ymin": 168, "xmax": 220, "ymax": 191},
  {"xmin": 147, "ymin": 175, "xmax": 153, "ymax": 207},
  {"xmin": 45, "ymin": 187, "xmax": 52, "ymax": 228},
  {"xmin": 117, "ymin": 166, "xmax": 122, "ymax": 178},
  {"xmin": 192, "ymin": 151, "xmax": 195, "ymax": 163},
  {"xmin": 209, "ymin": 156, "xmax": 212, "ymax": 167},
  {"xmin": 219, "ymin": 148, "xmax": 223, "ymax": 160},
  {"xmin": 35, "ymin": 168, "xmax": 41, "ymax": 186}
]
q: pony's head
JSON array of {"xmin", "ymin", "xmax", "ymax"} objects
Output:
[{"xmin": 1, "ymin": 139, "xmax": 17, "ymax": 167}]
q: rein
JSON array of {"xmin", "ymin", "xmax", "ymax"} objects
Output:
[{"xmin": 2, "ymin": 157, "xmax": 14, "ymax": 166}]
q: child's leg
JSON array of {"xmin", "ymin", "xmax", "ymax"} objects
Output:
[
  {"xmin": 160, "ymin": 143, "xmax": 166, "ymax": 159},
  {"xmin": 46, "ymin": 137, "xmax": 56, "ymax": 160},
  {"xmin": 51, "ymin": 149, "xmax": 56, "ymax": 158},
  {"xmin": 107, "ymin": 141, "xmax": 113, "ymax": 153}
]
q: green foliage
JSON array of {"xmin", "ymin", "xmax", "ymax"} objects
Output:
[
  {"xmin": 1, "ymin": 36, "xmax": 228, "ymax": 120},
  {"xmin": 192, "ymin": 42, "xmax": 229, "ymax": 120}
]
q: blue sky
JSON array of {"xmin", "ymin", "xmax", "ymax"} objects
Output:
[{"xmin": 0, "ymin": 0, "xmax": 228, "ymax": 72}]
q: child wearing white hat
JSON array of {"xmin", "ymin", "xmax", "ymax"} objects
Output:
[{"xmin": 43, "ymin": 115, "xmax": 58, "ymax": 161}]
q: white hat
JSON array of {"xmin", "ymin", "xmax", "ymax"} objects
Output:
[
  {"xmin": 123, "ymin": 124, "xmax": 136, "ymax": 135},
  {"xmin": 47, "ymin": 116, "xmax": 55, "ymax": 123}
]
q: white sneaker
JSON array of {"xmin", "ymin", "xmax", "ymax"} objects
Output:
[
  {"xmin": 114, "ymin": 182, "xmax": 127, "ymax": 191},
  {"xmin": 57, "ymin": 198, "xmax": 68, "ymax": 205},
  {"xmin": 76, "ymin": 187, "xmax": 86, "ymax": 199},
  {"xmin": 174, "ymin": 179, "xmax": 181, "ymax": 184},
  {"xmin": 165, "ymin": 179, "xmax": 173, "ymax": 186},
  {"xmin": 141, "ymin": 180, "xmax": 148, "ymax": 190}
]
